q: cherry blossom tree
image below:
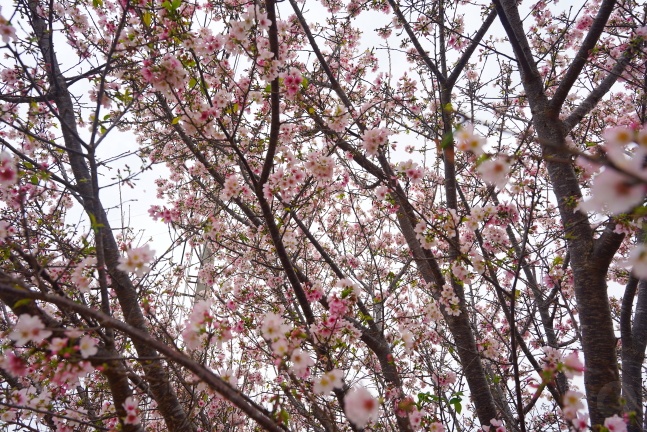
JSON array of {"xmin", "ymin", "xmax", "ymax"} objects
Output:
[{"xmin": 0, "ymin": 0, "xmax": 646, "ymax": 431}]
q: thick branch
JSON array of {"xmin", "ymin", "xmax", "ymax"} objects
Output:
[
  {"xmin": 549, "ymin": 0, "xmax": 617, "ymax": 111},
  {"xmin": 0, "ymin": 281, "xmax": 287, "ymax": 432},
  {"xmin": 563, "ymin": 47, "xmax": 636, "ymax": 131}
]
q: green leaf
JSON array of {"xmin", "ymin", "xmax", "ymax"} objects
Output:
[
  {"xmin": 441, "ymin": 131, "xmax": 453, "ymax": 149},
  {"xmin": 30, "ymin": 175, "xmax": 38, "ymax": 185},
  {"xmin": 171, "ymin": 0, "xmax": 181, "ymax": 9},
  {"xmin": 301, "ymin": 77, "xmax": 309, "ymax": 88},
  {"xmin": 93, "ymin": 0, "xmax": 103, "ymax": 7},
  {"xmin": 171, "ymin": 116, "xmax": 181, "ymax": 125},
  {"xmin": 143, "ymin": 11, "xmax": 152, "ymax": 27},
  {"xmin": 264, "ymin": 84, "xmax": 272, "ymax": 93},
  {"xmin": 188, "ymin": 77, "xmax": 197, "ymax": 88},
  {"xmin": 450, "ymin": 396, "xmax": 462, "ymax": 414},
  {"xmin": 88, "ymin": 212, "xmax": 105, "ymax": 231},
  {"xmin": 278, "ymin": 409, "xmax": 290, "ymax": 425},
  {"xmin": 13, "ymin": 298, "xmax": 32, "ymax": 309},
  {"xmin": 341, "ymin": 286, "xmax": 353, "ymax": 299},
  {"xmin": 417, "ymin": 392, "xmax": 438, "ymax": 404}
]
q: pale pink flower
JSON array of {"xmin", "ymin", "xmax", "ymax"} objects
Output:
[
  {"xmin": 79, "ymin": 335, "xmax": 98, "ymax": 358},
  {"xmin": 604, "ymin": 415, "xmax": 627, "ymax": 432},
  {"xmin": 290, "ymin": 348, "xmax": 314, "ymax": 378},
  {"xmin": 487, "ymin": 418, "xmax": 506, "ymax": 432},
  {"xmin": 455, "ymin": 124, "xmax": 485, "ymax": 155},
  {"xmin": 476, "ymin": 156, "xmax": 510, "ymax": 189},
  {"xmin": 562, "ymin": 351, "xmax": 585, "ymax": 378},
  {"xmin": 313, "ymin": 369, "xmax": 343, "ymax": 394},
  {"xmin": 122, "ymin": 396, "xmax": 140, "ymax": 425},
  {"xmin": 409, "ymin": 407, "xmax": 426, "ymax": 429},
  {"xmin": 72, "ymin": 256, "xmax": 96, "ymax": 293},
  {"xmin": 626, "ymin": 244, "xmax": 647, "ymax": 279},
  {"xmin": 49, "ymin": 337, "xmax": 68, "ymax": 354},
  {"xmin": 221, "ymin": 175, "xmax": 240, "ymax": 201},
  {"xmin": 0, "ymin": 151, "xmax": 18, "ymax": 186},
  {"xmin": 0, "ymin": 409, "xmax": 16, "ymax": 422},
  {"xmin": 571, "ymin": 413, "xmax": 589, "ymax": 431},
  {"xmin": 0, "ymin": 351, "xmax": 27, "ymax": 376},
  {"xmin": 219, "ymin": 368, "xmax": 238, "ymax": 387},
  {"xmin": 261, "ymin": 312, "xmax": 289, "ymax": 341},
  {"xmin": 375, "ymin": 185, "xmax": 389, "ymax": 200},
  {"xmin": 0, "ymin": 220, "xmax": 15, "ymax": 243},
  {"xmin": 0, "ymin": 14, "xmax": 16, "ymax": 44},
  {"xmin": 428, "ymin": 421, "xmax": 445, "ymax": 432},
  {"xmin": 603, "ymin": 126, "xmax": 634, "ymax": 147},
  {"xmin": 305, "ymin": 152, "xmax": 335, "ymax": 181},
  {"xmin": 562, "ymin": 390, "xmax": 584, "ymax": 420},
  {"xmin": 578, "ymin": 169, "xmax": 646, "ymax": 215},
  {"xmin": 344, "ymin": 386, "xmax": 380, "ymax": 428},
  {"xmin": 117, "ymin": 244, "xmax": 154, "ymax": 277},
  {"xmin": 271, "ymin": 338, "xmax": 289, "ymax": 356},
  {"xmin": 9, "ymin": 314, "xmax": 52, "ymax": 346},
  {"xmin": 362, "ymin": 128, "xmax": 390, "ymax": 156}
]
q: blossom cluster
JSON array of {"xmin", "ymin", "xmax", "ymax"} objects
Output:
[
  {"xmin": 71, "ymin": 256, "xmax": 97, "ymax": 293},
  {"xmin": 362, "ymin": 128, "xmax": 390, "ymax": 156},
  {"xmin": 304, "ymin": 151, "xmax": 335, "ymax": 182},
  {"xmin": 455, "ymin": 124, "xmax": 485, "ymax": 154},
  {"xmin": 536, "ymin": 348, "xmax": 630, "ymax": 431},
  {"xmin": 282, "ymin": 67, "xmax": 303, "ymax": 99},
  {"xmin": 182, "ymin": 300, "xmax": 232, "ymax": 350},
  {"xmin": 117, "ymin": 244, "xmax": 154, "ymax": 277},
  {"xmin": 122, "ymin": 397, "xmax": 141, "ymax": 425},
  {"xmin": 140, "ymin": 54, "xmax": 187, "ymax": 97},
  {"xmin": 8, "ymin": 314, "xmax": 52, "ymax": 346},
  {"xmin": 0, "ymin": 12, "xmax": 16, "ymax": 43}
]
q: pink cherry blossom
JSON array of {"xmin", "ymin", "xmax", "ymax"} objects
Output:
[
  {"xmin": 571, "ymin": 413, "xmax": 589, "ymax": 431},
  {"xmin": 486, "ymin": 418, "xmax": 506, "ymax": 432},
  {"xmin": 123, "ymin": 396, "xmax": 140, "ymax": 425},
  {"xmin": 0, "ymin": 151, "xmax": 18, "ymax": 186},
  {"xmin": 289, "ymin": 348, "xmax": 314, "ymax": 378},
  {"xmin": 117, "ymin": 244, "xmax": 155, "ymax": 277},
  {"xmin": 604, "ymin": 414, "xmax": 627, "ymax": 432},
  {"xmin": 344, "ymin": 386, "xmax": 380, "ymax": 428},
  {"xmin": 8, "ymin": 314, "xmax": 52, "ymax": 346},
  {"xmin": 455, "ymin": 124, "xmax": 485, "ymax": 155},
  {"xmin": 578, "ymin": 169, "xmax": 646, "ymax": 215},
  {"xmin": 79, "ymin": 335, "xmax": 98, "ymax": 358},
  {"xmin": 49, "ymin": 337, "xmax": 68, "ymax": 354},
  {"xmin": 428, "ymin": 421, "xmax": 445, "ymax": 432},
  {"xmin": 627, "ymin": 244, "xmax": 647, "ymax": 279},
  {"xmin": 0, "ymin": 13, "xmax": 16, "ymax": 43},
  {"xmin": 313, "ymin": 369, "xmax": 343, "ymax": 394},
  {"xmin": 361, "ymin": 128, "xmax": 390, "ymax": 156},
  {"xmin": 562, "ymin": 351, "xmax": 585, "ymax": 378},
  {"xmin": 0, "ymin": 351, "xmax": 27, "ymax": 376},
  {"xmin": 476, "ymin": 156, "xmax": 510, "ymax": 189},
  {"xmin": 562, "ymin": 390, "xmax": 584, "ymax": 420},
  {"xmin": 0, "ymin": 220, "xmax": 15, "ymax": 243}
]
